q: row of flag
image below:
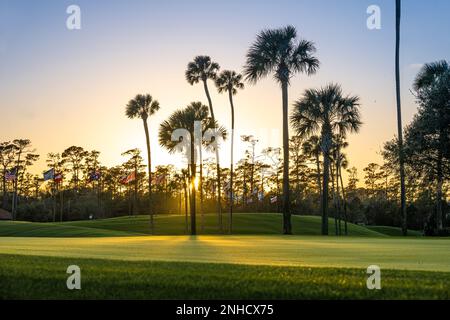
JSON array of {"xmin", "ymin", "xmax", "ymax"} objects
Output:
[
  {"xmin": 119, "ymin": 173, "xmax": 167, "ymax": 185},
  {"xmin": 245, "ymin": 196, "xmax": 277, "ymax": 204},
  {"xmin": 43, "ymin": 169, "xmax": 63, "ymax": 183}
]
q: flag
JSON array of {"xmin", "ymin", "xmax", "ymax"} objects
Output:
[
  {"xmin": 270, "ymin": 196, "xmax": 277, "ymax": 204},
  {"xmin": 54, "ymin": 172, "xmax": 63, "ymax": 183},
  {"xmin": 258, "ymin": 191, "xmax": 264, "ymax": 201},
  {"xmin": 153, "ymin": 174, "xmax": 166, "ymax": 185},
  {"xmin": 5, "ymin": 168, "xmax": 17, "ymax": 182},
  {"xmin": 43, "ymin": 168, "xmax": 54, "ymax": 181},
  {"xmin": 89, "ymin": 170, "xmax": 101, "ymax": 182},
  {"xmin": 120, "ymin": 172, "xmax": 135, "ymax": 184}
]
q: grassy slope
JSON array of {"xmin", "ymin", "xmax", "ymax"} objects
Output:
[
  {"xmin": 0, "ymin": 213, "xmax": 387, "ymax": 237},
  {"xmin": 367, "ymin": 225, "xmax": 423, "ymax": 237},
  {"xmin": 0, "ymin": 220, "xmax": 141, "ymax": 237},
  {"xmin": 0, "ymin": 254, "xmax": 448, "ymax": 299}
]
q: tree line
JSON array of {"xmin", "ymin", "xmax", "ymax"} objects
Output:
[{"xmin": 1, "ymin": 25, "xmax": 448, "ymax": 236}]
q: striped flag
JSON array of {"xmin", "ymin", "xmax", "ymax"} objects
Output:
[
  {"xmin": 152, "ymin": 174, "xmax": 166, "ymax": 185},
  {"xmin": 270, "ymin": 196, "xmax": 277, "ymax": 204},
  {"xmin": 5, "ymin": 168, "xmax": 17, "ymax": 182},
  {"xmin": 54, "ymin": 172, "xmax": 63, "ymax": 183},
  {"xmin": 120, "ymin": 172, "xmax": 136, "ymax": 184},
  {"xmin": 43, "ymin": 168, "xmax": 55, "ymax": 181}
]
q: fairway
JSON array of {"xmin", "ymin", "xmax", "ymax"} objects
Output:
[
  {"xmin": 0, "ymin": 235, "xmax": 448, "ymax": 272},
  {"xmin": 1, "ymin": 214, "xmax": 449, "ymax": 299}
]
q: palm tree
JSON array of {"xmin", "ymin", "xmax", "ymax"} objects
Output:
[
  {"xmin": 159, "ymin": 102, "xmax": 226, "ymax": 235},
  {"xmin": 395, "ymin": 0, "xmax": 407, "ymax": 236},
  {"xmin": 244, "ymin": 25, "xmax": 319, "ymax": 234},
  {"xmin": 291, "ymin": 83, "xmax": 361, "ymax": 235},
  {"xmin": 413, "ymin": 60, "xmax": 449, "ymax": 232},
  {"xmin": 186, "ymin": 56, "xmax": 224, "ymax": 231},
  {"xmin": 125, "ymin": 94, "xmax": 160, "ymax": 232},
  {"xmin": 215, "ymin": 70, "xmax": 244, "ymax": 234}
]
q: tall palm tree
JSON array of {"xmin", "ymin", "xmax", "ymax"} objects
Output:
[
  {"xmin": 215, "ymin": 70, "xmax": 244, "ymax": 234},
  {"xmin": 125, "ymin": 94, "xmax": 160, "ymax": 232},
  {"xmin": 395, "ymin": 0, "xmax": 407, "ymax": 236},
  {"xmin": 244, "ymin": 25, "xmax": 319, "ymax": 234},
  {"xmin": 291, "ymin": 83, "xmax": 361, "ymax": 235},
  {"xmin": 159, "ymin": 102, "xmax": 226, "ymax": 235},
  {"xmin": 186, "ymin": 56, "xmax": 224, "ymax": 231}
]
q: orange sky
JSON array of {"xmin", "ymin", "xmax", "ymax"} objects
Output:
[{"xmin": 1, "ymin": 0, "xmax": 449, "ymax": 184}]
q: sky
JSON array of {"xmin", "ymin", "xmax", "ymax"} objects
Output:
[{"xmin": 0, "ymin": 0, "xmax": 449, "ymax": 182}]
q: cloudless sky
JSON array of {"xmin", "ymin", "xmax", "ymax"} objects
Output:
[{"xmin": 1, "ymin": 0, "xmax": 449, "ymax": 182}]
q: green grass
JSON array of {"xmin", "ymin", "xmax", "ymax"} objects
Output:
[
  {"xmin": 0, "ymin": 213, "xmax": 388, "ymax": 237},
  {"xmin": 367, "ymin": 225, "xmax": 423, "ymax": 237},
  {"xmin": 1, "ymin": 235, "xmax": 449, "ymax": 272},
  {"xmin": 0, "ymin": 220, "xmax": 142, "ymax": 237},
  {"xmin": 1, "ymin": 213, "xmax": 447, "ymax": 299},
  {"xmin": 0, "ymin": 254, "xmax": 448, "ymax": 299}
]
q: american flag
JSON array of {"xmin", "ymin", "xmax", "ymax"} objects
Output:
[
  {"xmin": 89, "ymin": 170, "xmax": 101, "ymax": 182},
  {"xmin": 120, "ymin": 172, "xmax": 135, "ymax": 184},
  {"xmin": 54, "ymin": 172, "xmax": 63, "ymax": 183},
  {"xmin": 5, "ymin": 168, "xmax": 17, "ymax": 182}
]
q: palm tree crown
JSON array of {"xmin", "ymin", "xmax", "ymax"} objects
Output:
[
  {"xmin": 243, "ymin": 25, "xmax": 319, "ymax": 84},
  {"xmin": 158, "ymin": 102, "xmax": 225, "ymax": 153},
  {"xmin": 126, "ymin": 94, "xmax": 160, "ymax": 120},
  {"xmin": 185, "ymin": 56, "xmax": 220, "ymax": 85},
  {"xmin": 215, "ymin": 70, "xmax": 244, "ymax": 94},
  {"xmin": 291, "ymin": 84, "xmax": 361, "ymax": 139}
]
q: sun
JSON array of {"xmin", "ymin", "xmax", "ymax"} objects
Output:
[{"xmin": 193, "ymin": 176, "xmax": 200, "ymax": 190}]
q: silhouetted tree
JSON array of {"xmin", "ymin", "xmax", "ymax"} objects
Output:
[{"xmin": 244, "ymin": 25, "xmax": 319, "ymax": 234}]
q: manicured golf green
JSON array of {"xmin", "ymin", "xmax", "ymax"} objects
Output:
[
  {"xmin": 0, "ymin": 235, "xmax": 448, "ymax": 271},
  {"xmin": 0, "ymin": 213, "xmax": 447, "ymax": 299}
]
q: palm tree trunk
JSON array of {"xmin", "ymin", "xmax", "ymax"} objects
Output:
[
  {"xmin": 315, "ymin": 152, "xmax": 322, "ymax": 214},
  {"xmin": 281, "ymin": 81, "xmax": 292, "ymax": 234},
  {"xmin": 190, "ymin": 144, "xmax": 197, "ymax": 235},
  {"xmin": 330, "ymin": 162, "xmax": 338, "ymax": 236},
  {"xmin": 321, "ymin": 132, "xmax": 331, "ymax": 235},
  {"xmin": 339, "ymin": 166, "xmax": 348, "ymax": 235},
  {"xmin": 395, "ymin": 0, "xmax": 407, "ymax": 236},
  {"xmin": 335, "ymin": 162, "xmax": 342, "ymax": 236},
  {"xmin": 202, "ymin": 79, "xmax": 222, "ymax": 232},
  {"xmin": 228, "ymin": 90, "xmax": 235, "ymax": 234},
  {"xmin": 203, "ymin": 79, "xmax": 215, "ymax": 120},
  {"xmin": 143, "ymin": 119, "xmax": 154, "ymax": 233},
  {"xmin": 199, "ymin": 147, "xmax": 204, "ymax": 232},
  {"xmin": 184, "ymin": 178, "xmax": 189, "ymax": 234}
]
